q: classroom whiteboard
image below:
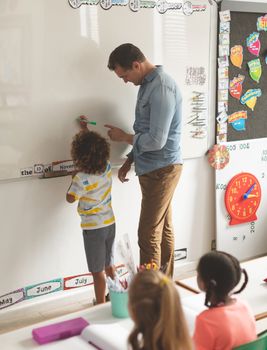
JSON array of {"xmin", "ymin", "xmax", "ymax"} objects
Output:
[{"xmin": 0, "ymin": 0, "xmax": 217, "ymax": 180}]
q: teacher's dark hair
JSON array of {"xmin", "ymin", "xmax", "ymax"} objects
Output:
[{"xmin": 108, "ymin": 43, "xmax": 146, "ymax": 71}]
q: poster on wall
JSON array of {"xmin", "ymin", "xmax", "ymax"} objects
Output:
[{"xmin": 216, "ymin": 10, "xmax": 267, "ymax": 143}]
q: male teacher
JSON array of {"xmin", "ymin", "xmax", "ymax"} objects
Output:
[{"xmin": 105, "ymin": 43, "xmax": 183, "ymax": 277}]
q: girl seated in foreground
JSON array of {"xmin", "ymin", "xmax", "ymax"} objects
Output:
[
  {"xmin": 193, "ymin": 250, "xmax": 257, "ymax": 350},
  {"xmin": 128, "ymin": 269, "xmax": 192, "ymax": 350}
]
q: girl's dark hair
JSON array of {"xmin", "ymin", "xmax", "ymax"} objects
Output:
[
  {"xmin": 71, "ymin": 130, "xmax": 110, "ymax": 174},
  {"xmin": 197, "ymin": 251, "xmax": 248, "ymax": 307},
  {"xmin": 108, "ymin": 43, "xmax": 146, "ymax": 70}
]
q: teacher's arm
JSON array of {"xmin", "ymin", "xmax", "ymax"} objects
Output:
[
  {"xmin": 118, "ymin": 157, "xmax": 133, "ymax": 183},
  {"xmin": 104, "ymin": 124, "xmax": 134, "ymax": 145}
]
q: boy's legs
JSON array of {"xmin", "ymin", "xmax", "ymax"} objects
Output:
[
  {"xmin": 83, "ymin": 224, "xmax": 115, "ymax": 304},
  {"xmin": 91, "ymin": 271, "xmax": 106, "ymax": 304},
  {"xmin": 104, "ymin": 223, "xmax": 116, "ymax": 301}
]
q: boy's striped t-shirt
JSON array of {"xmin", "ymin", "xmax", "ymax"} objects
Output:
[{"xmin": 68, "ymin": 162, "xmax": 115, "ymax": 229}]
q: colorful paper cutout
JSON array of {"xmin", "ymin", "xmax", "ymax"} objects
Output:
[
  {"xmin": 240, "ymin": 89, "xmax": 262, "ymax": 111},
  {"xmin": 208, "ymin": 144, "xmax": 230, "ymax": 170},
  {"xmin": 230, "ymin": 45, "xmax": 243, "ymax": 68},
  {"xmin": 231, "ymin": 119, "xmax": 246, "ymax": 131},
  {"xmin": 229, "ymin": 75, "xmax": 245, "ymax": 100},
  {"xmin": 257, "ymin": 14, "xmax": 267, "ymax": 31},
  {"xmin": 248, "ymin": 58, "xmax": 262, "ymax": 83},
  {"xmin": 246, "ymin": 32, "xmax": 261, "ymax": 57},
  {"xmin": 228, "ymin": 111, "xmax": 247, "ymax": 131}
]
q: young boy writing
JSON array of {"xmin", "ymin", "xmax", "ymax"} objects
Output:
[{"xmin": 66, "ymin": 122, "xmax": 116, "ymax": 304}]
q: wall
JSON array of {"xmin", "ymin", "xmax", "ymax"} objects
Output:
[
  {"xmin": 0, "ymin": 156, "xmax": 215, "ymax": 311},
  {"xmin": 0, "ymin": 0, "xmax": 217, "ymax": 314}
]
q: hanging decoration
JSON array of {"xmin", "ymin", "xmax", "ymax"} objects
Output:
[
  {"xmin": 230, "ymin": 45, "xmax": 243, "ymax": 68},
  {"xmin": 208, "ymin": 144, "xmax": 230, "ymax": 170},
  {"xmin": 246, "ymin": 32, "xmax": 261, "ymax": 56},
  {"xmin": 248, "ymin": 58, "xmax": 262, "ymax": 82},
  {"xmin": 257, "ymin": 14, "xmax": 267, "ymax": 31},
  {"xmin": 228, "ymin": 111, "xmax": 247, "ymax": 131},
  {"xmin": 240, "ymin": 89, "xmax": 262, "ymax": 111},
  {"xmin": 229, "ymin": 75, "xmax": 245, "ymax": 100}
]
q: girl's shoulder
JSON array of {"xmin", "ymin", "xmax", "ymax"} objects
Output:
[{"xmin": 198, "ymin": 298, "xmax": 250, "ymax": 319}]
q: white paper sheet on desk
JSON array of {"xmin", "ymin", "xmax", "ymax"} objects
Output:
[
  {"xmin": 181, "ymin": 293, "xmax": 206, "ymax": 335},
  {"xmin": 81, "ymin": 323, "xmax": 129, "ymax": 350},
  {"xmin": 182, "ymin": 293, "xmax": 206, "ymax": 312},
  {"xmin": 32, "ymin": 336, "xmax": 96, "ymax": 350}
]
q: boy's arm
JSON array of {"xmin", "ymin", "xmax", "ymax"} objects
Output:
[{"xmin": 66, "ymin": 175, "xmax": 78, "ymax": 203}]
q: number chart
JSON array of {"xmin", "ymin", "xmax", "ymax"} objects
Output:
[{"xmin": 215, "ymin": 137, "xmax": 267, "ymax": 260}]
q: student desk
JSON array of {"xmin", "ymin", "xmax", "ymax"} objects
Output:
[
  {"xmin": 0, "ymin": 285, "xmax": 194, "ymax": 350},
  {"xmin": 0, "ymin": 302, "xmax": 133, "ymax": 350},
  {"xmin": 1, "ymin": 257, "xmax": 266, "ymax": 349}
]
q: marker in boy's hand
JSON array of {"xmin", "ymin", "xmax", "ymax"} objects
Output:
[
  {"xmin": 79, "ymin": 115, "xmax": 88, "ymax": 130},
  {"xmin": 77, "ymin": 115, "xmax": 97, "ymax": 130}
]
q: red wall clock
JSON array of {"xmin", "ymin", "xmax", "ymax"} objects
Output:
[{"xmin": 225, "ymin": 172, "xmax": 261, "ymax": 226}]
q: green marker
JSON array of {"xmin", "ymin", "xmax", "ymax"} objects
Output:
[{"xmin": 77, "ymin": 116, "xmax": 96, "ymax": 125}]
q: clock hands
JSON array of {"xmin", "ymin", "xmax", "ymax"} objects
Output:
[{"xmin": 243, "ymin": 183, "xmax": 256, "ymax": 199}]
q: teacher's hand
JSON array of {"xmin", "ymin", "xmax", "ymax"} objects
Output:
[
  {"xmin": 118, "ymin": 158, "xmax": 132, "ymax": 183},
  {"xmin": 104, "ymin": 124, "xmax": 134, "ymax": 145}
]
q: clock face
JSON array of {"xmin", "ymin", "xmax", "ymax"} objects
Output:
[{"xmin": 225, "ymin": 172, "xmax": 261, "ymax": 226}]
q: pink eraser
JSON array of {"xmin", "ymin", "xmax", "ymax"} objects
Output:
[{"xmin": 32, "ymin": 317, "xmax": 89, "ymax": 344}]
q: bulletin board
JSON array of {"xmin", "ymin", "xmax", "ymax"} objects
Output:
[
  {"xmin": 217, "ymin": 0, "xmax": 267, "ymax": 142},
  {"xmin": 227, "ymin": 12, "xmax": 267, "ymax": 141},
  {"xmin": 0, "ymin": 0, "xmax": 217, "ymax": 180}
]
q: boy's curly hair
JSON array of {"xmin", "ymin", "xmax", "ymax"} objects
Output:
[{"xmin": 71, "ymin": 130, "xmax": 110, "ymax": 174}]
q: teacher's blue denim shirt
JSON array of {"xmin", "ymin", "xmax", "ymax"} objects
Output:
[{"xmin": 128, "ymin": 66, "xmax": 183, "ymax": 176}]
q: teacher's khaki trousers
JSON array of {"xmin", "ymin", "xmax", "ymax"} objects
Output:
[{"xmin": 138, "ymin": 164, "xmax": 183, "ymax": 277}]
